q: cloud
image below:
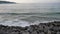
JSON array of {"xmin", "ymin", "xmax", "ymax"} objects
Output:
[{"xmin": 5, "ymin": 0, "xmax": 60, "ymax": 3}]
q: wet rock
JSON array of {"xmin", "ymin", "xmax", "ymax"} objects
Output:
[
  {"xmin": 39, "ymin": 32, "xmax": 45, "ymax": 34},
  {"xmin": 20, "ymin": 31, "xmax": 29, "ymax": 34},
  {"xmin": 9, "ymin": 32, "xmax": 19, "ymax": 34},
  {"xmin": 31, "ymin": 31, "xmax": 37, "ymax": 34},
  {"xmin": 57, "ymin": 32, "xmax": 60, "ymax": 34},
  {"xmin": 47, "ymin": 30, "xmax": 51, "ymax": 34}
]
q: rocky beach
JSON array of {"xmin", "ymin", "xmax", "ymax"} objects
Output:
[
  {"xmin": 0, "ymin": 21, "xmax": 60, "ymax": 34},
  {"xmin": 0, "ymin": 1, "xmax": 60, "ymax": 34}
]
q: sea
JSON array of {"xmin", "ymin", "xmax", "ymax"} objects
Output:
[{"xmin": 0, "ymin": 3, "xmax": 60, "ymax": 27}]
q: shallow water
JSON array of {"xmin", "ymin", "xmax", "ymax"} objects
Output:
[{"xmin": 0, "ymin": 3, "xmax": 60, "ymax": 27}]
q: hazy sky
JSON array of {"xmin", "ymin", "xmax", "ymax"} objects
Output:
[{"xmin": 2, "ymin": 0, "xmax": 60, "ymax": 3}]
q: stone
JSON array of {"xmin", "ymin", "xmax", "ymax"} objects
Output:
[{"xmin": 57, "ymin": 32, "xmax": 60, "ymax": 34}]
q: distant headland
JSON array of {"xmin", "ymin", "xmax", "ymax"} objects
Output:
[{"xmin": 0, "ymin": 1, "xmax": 16, "ymax": 4}]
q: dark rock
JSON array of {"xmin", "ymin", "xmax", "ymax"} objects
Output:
[{"xmin": 57, "ymin": 32, "xmax": 60, "ymax": 34}]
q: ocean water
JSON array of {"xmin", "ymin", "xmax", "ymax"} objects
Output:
[{"xmin": 0, "ymin": 3, "xmax": 60, "ymax": 27}]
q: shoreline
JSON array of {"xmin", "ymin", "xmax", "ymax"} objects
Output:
[{"xmin": 0, "ymin": 21, "xmax": 60, "ymax": 34}]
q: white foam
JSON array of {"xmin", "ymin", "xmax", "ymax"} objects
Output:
[
  {"xmin": 0, "ymin": 20, "xmax": 31, "ymax": 27},
  {"xmin": 0, "ymin": 19, "xmax": 59, "ymax": 27}
]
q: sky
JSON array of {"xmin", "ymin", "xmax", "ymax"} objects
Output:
[{"xmin": 1, "ymin": 0, "xmax": 60, "ymax": 3}]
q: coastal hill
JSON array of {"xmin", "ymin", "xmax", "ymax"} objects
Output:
[{"xmin": 0, "ymin": 1, "xmax": 16, "ymax": 4}]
